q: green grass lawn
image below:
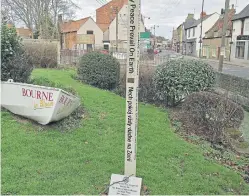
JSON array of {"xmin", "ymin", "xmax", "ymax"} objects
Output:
[{"xmin": 1, "ymin": 69, "xmax": 249, "ymax": 195}]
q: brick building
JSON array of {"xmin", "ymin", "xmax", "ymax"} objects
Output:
[
  {"xmin": 202, "ymin": 6, "xmax": 235, "ymax": 60},
  {"xmin": 96, "ymin": 0, "xmax": 145, "ymax": 50}
]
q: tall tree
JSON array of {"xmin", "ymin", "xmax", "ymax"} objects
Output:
[{"xmin": 1, "ymin": 0, "xmax": 79, "ymax": 39}]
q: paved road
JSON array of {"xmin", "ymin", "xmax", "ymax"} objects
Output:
[
  {"xmin": 159, "ymin": 50, "xmax": 249, "ymax": 79},
  {"xmin": 206, "ymin": 61, "xmax": 249, "ymax": 79}
]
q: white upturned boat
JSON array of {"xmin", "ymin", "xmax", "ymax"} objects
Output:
[{"xmin": 1, "ymin": 79, "xmax": 81, "ymax": 125}]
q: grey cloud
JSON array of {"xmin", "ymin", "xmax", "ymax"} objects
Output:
[{"xmin": 74, "ymin": 0, "xmax": 249, "ymax": 38}]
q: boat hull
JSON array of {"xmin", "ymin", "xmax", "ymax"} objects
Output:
[{"xmin": 1, "ymin": 80, "xmax": 80, "ymax": 125}]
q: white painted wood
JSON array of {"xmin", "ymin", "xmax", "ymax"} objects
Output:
[
  {"xmin": 1, "ymin": 80, "xmax": 80, "ymax": 125},
  {"xmin": 124, "ymin": 0, "xmax": 141, "ymax": 177}
]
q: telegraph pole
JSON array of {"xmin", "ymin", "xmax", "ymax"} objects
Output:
[
  {"xmin": 199, "ymin": 0, "xmax": 204, "ymax": 58},
  {"xmin": 151, "ymin": 25, "xmax": 159, "ymax": 49},
  {"xmin": 218, "ymin": 0, "xmax": 230, "ymax": 72},
  {"xmin": 154, "ymin": 25, "xmax": 156, "ymax": 48}
]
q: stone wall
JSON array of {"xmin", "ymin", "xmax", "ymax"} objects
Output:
[
  {"xmin": 215, "ymin": 72, "xmax": 249, "ymax": 99},
  {"xmin": 215, "ymin": 72, "xmax": 249, "ymax": 110}
]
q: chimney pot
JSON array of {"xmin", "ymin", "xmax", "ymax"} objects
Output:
[{"xmin": 200, "ymin": 11, "xmax": 207, "ymax": 18}]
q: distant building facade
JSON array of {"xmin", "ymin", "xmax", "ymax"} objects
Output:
[
  {"xmin": 230, "ymin": 4, "xmax": 249, "ymax": 64},
  {"xmin": 96, "ymin": 0, "xmax": 145, "ymax": 50},
  {"xmin": 60, "ymin": 17, "xmax": 103, "ymax": 50},
  {"xmin": 184, "ymin": 12, "xmax": 220, "ymax": 57},
  {"xmin": 171, "ymin": 28, "xmax": 178, "ymax": 51},
  {"xmin": 176, "ymin": 24, "xmax": 183, "ymax": 53},
  {"xmin": 182, "ymin": 14, "xmax": 195, "ymax": 55},
  {"xmin": 7, "ymin": 24, "xmax": 33, "ymax": 39},
  {"xmin": 202, "ymin": 6, "xmax": 235, "ymax": 60}
]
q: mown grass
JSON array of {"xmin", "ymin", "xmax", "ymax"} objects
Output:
[{"xmin": 1, "ymin": 69, "xmax": 249, "ymax": 195}]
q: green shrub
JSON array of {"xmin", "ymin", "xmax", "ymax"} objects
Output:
[
  {"xmin": 1, "ymin": 23, "xmax": 33, "ymax": 82},
  {"xmin": 30, "ymin": 76, "xmax": 77, "ymax": 95},
  {"xmin": 153, "ymin": 59, "xmax": 215, "ymax": 106},
  {"xmin": 77, "ymin": 52, "xmax": 120, "ymax": 90},
  {"xmin": 182, "ymin": 91, "xmax": 244, "ymax": 143}
]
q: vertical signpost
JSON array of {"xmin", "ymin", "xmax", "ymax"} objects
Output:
[
  {"xmin": 108, "ymin": 0, "xmax": 142, "ymax": 195},
  {"xmin": 124, "ymin": 0, "xmax": 140, "ymax": 177}
]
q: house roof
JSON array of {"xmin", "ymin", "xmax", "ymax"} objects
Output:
[
  {"xmin": 96, "ymin": 0, "xmax": 128, "ymax": 25},
  {"xmin": 204, "ymin": 9, "xmax": 235, "ymax": 38},
  {"xmin": 177, "ymin": 23, "xmax": 183, "ymax": 30},
  {"xmin": 187, "ymin": 14, "xmax": 213, "ymax": 29},
  {"xmin": 16, "ymin": 27, "xmax": 32, "ymax": 38},
  {"xmin": 232, "ymin": 4, "xmax": 249, "ymax": 21},
  {"xmin": 61, "ymin": 17, "xmax": 90, "ymax": 33},
  {"xmin": 97, "ymin": 23, "xmax": 110, "ymax": 32},
  {"xmin": 183, "ymin": 18, "xmax": 196, "ymax": 29}
]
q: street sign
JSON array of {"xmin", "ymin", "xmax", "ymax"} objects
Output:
[
  {"xmin": 124, "ymin": 0, "xmax": 141, "ymax": 177},
  {"xmin": 140, "ymin": 32, "xmax": 150, "ymax": 39}
]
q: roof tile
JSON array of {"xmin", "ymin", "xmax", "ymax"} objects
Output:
[
  {"xmin": 61, "ymin": 17, "xmax": 90, "ymax": 33},
  {"xmin": 232, "ymin": 4, "xmax": 249, "ymax": 21},
  {"xmin": 205, "ymin": 9, "xmax": 235, "ymax": 38},
  {"xmin": 96, "ymin": 0, "xmax": 128, "ymax": 25}
]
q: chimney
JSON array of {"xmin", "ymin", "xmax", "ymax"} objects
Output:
[
  {"xmin": 221, "ymin": 8, "xmax": 224, "ymax": 15},
  {"xmin": 200, "ymin": 11, "xmax": 207, "ymax": 18},
  {"xmin": 186, "ymin": 13, "xmax": 194, "ymax": 20}
]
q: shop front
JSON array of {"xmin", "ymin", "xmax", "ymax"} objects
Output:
[{"xmin": 231, "ymin": 35, "xmax": 249, "ymax": 64}]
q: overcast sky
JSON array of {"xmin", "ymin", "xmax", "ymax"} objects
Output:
[{"xmin": 74, "ymin": 0, "xmax": 248, "ymax": 39}]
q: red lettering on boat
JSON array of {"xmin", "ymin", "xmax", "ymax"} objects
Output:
[
  {"xmin": 22, "ymin": 88, "xmax": 26, "ymax": 96},
  {"xmin": 37, "ymin": 91, "xmax": 41, "ymax": 99},
  {"xmin": 22, "ymin": 88, "xmax": 53, "ymax": 101},
  {"xmin": 59, "ymin": 95, "xmax": 65, "ymax": 103},
  {"xmin": 49, "ymin": 92, "xmax": 53, "ymax": 101}
]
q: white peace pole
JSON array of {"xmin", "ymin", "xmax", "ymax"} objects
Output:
[{"xmin": 124, "ymin": 0, "xmax": 141, "ymax": 177}]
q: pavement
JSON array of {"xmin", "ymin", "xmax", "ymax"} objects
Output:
[
  {"xmin": 184, "ymin": 55, "xmax": 249, "ymax": 79},
  {"xmin": 159, "ymin": 50, "xmax": 249, "ymax": 79}
]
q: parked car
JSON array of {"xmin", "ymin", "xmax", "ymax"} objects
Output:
[
  {"xmin": 100, "ymin": 49, "xmax": 109, "ymax": 54},
  {"xmin": 154, "ymin": 48, "xmax": 160, "ymax": 54}
]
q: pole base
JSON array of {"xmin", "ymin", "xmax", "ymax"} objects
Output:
[{"xmin": 108, "ymin": 174, "xmax": 142, "ymax": 195}]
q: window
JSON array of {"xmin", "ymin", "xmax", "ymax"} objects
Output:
[
  {"xmin": 87, "ymin": 30, "xmax": 93, "ymax": 34},
  {"xmin": 245, "ymin": 21, "xmax": 249, "ymax": 33},
  {"xmin": 202, "ymin": 46, "xmax": 207, "ymax": 56},
  {"xmin": 212, "ymin": 48, "xmax": 216, "ymax": 57},
  {"xmin": 188, "ymin": 29, "xmax": 190, "ymax": 38},
  {"xmin": 235, "ymin": 41, "xmax": 245, "ymax": 59},
  {"xmin": 241, "ymin": 19, "xmax": 245, "ymax": 35},
  {"xmin": 226, "ymin": 30, "xmax": 230, "ymax": 36},
  {"xmin": 248, "ymin": 43, "xmax": 249, "ymax": 60},
  {"xmin": 193, "ymin": 27, "xmax": 195, "ymax": 37},
  {"xmin": 185, "ymin": 30, "xmax": 187, "ymax": 36},
  {"xmin": 214, "ymin": 31, "xmax": 218, "ymax": 37}
]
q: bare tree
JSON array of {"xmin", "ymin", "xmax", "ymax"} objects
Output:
[{"xmin": 1, "ymin": 0, "xmax": 79, "ymax": 39}]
